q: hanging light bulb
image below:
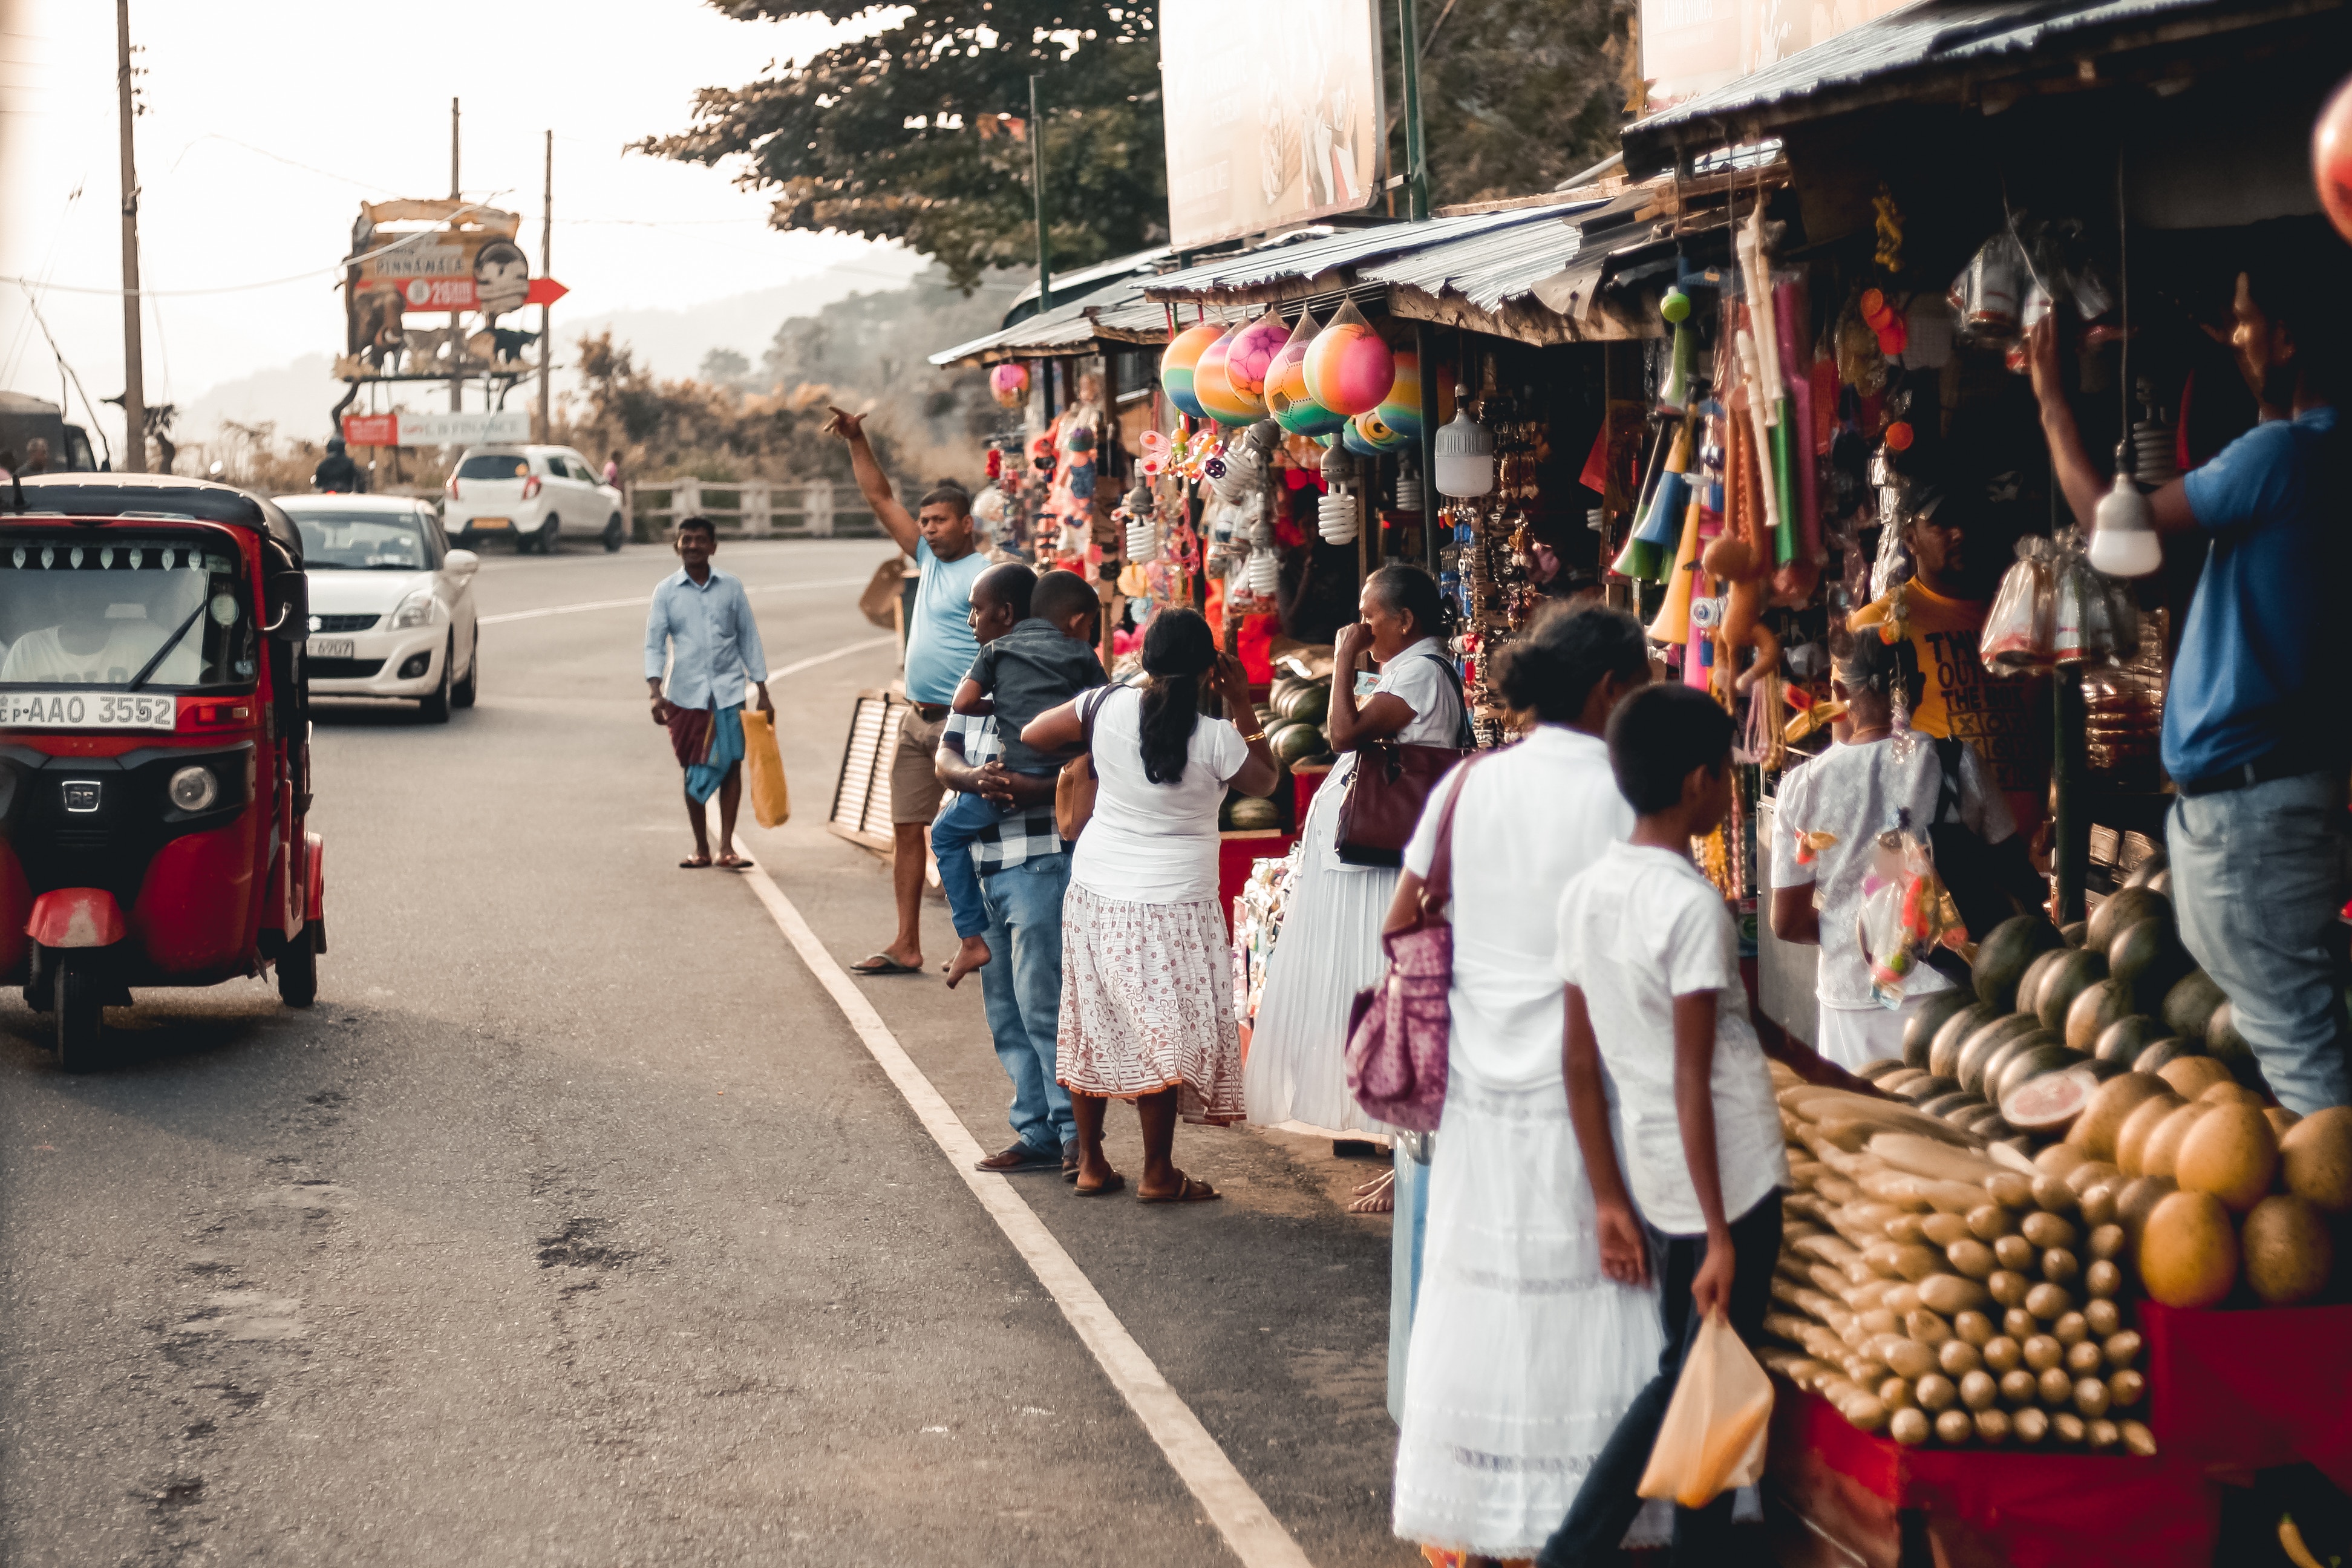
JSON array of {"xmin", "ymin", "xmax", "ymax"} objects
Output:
[
  {"xmin": 1432, "ymin": 387, "xmax": 1494, "ymax": 498},
  {"xmin": 2089, "ymin": 439, "xmax": 2161, "ymax": 578}
]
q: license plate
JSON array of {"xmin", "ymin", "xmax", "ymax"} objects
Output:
[
  {"xmin": 471, "ymin": 517, "xmax": 509, "ymax": 530},
  {"xmin": 0, "ymin": 691, "xmax": 176, "ymax": 731},
  {"xmin": 309, "ymin": 638, "xmax": 356, "ymax": 659}
]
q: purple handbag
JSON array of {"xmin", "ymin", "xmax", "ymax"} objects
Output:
[{"xmin": 1343, "ymin": 756, "xmax": 1479, "ymax": 1132}]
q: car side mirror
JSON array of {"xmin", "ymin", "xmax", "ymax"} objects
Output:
[
  {"xmin": 443, "ymin": 548, "xmax": 480, "ymax": 578},
  {"xmin": 265, "ymin": 569, "xmax": 309, "ymax": 642}
]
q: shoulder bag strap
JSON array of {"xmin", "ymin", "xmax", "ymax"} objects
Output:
[
  {"xmin": 1417, "ymin": 646, "xmax": 1475, "ymax": 750},
  {"xmin": 1078, "ymin": 680, "xmax": 1121, "ymax": 779},
  {"xmin": 1420, "ymin": 756, "xmax": 1482, "ymax": 916}
]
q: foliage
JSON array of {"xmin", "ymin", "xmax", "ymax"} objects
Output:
[
  {"xmin": 1392, "ymin": 0, "xmax": 1636, "ymax": 206},
  {"xmin": 636, "ymin": 1, "xmax": 1167, "ymax": 292}
]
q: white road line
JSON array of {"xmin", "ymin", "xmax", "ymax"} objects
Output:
[
  {"xmin": 769, "ymin": 634, "xmax": 896, "ymax": 678},
  {"xmin": 477, "ymin": 577, "xmax": 872, "ymax": 626},
  {"xmin": 737, "ymin": 858, "xmax": 1318, "ymax": 1568}
]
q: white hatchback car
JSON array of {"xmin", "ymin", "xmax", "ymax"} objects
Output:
[
  {"xmin": 442, "ymin": 444, "xmax": 625, "ymax": 554},
  {"xmin": 276, "ymin": 494, "xmax": 481, "ymax": 722}
]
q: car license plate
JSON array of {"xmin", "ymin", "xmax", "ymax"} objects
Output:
[
  {"xmin": 472, "ymin": 517, "xmax": 509, "ymax": 530},
  {"xmin": 309, "ymin": 638, "xmax": 356, "ymax": 659},
  {"xmin": 1, "ymin": 691, "xmax": 176, "ymax": 731}
]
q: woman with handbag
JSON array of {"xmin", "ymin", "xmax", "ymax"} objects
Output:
[
  {"xmin": 1021, "ymin": 608, "xmax": 1279, "ymax": 1200},
  {"xmin": 1244, "ymin": 564, "xmax": 1469, "ymax": 1185},
  {"xmin": 1387, "ymin": 604, "xmax": 1677, "ymax": 1563}
]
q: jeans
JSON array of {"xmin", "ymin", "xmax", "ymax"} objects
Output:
[
  {"xmin": 930, "ymin": 791, "xmax": 1002, "ymax": 941},
  {"xmin": 976, "ymin": 851, "xmax": 1076, "ymax": 1157},
  {"xmin": 1536, "ymin": 1192, "xmax": 1784, "ymax": 1568},
  {"xmin": 2169, "ymin": 770, "xmax": 2351, "ymax": 1115}
]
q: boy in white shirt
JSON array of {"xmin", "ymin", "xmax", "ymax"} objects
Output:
[{"xmin": 1540, "ymin": 684, "xmax": 1867, "ymax": 1567}]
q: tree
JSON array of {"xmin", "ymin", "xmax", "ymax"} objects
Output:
[
  {"xmin": 1390, "ymin": 0, "xmax": 1635, "ymax": 207},
  {"xmin": 699, "ymin": 347, "xmax": 754, "ymax": 387},
  {"xmin": 637, "ymin": 1, "xmax": 1168, "ymax": 293}
]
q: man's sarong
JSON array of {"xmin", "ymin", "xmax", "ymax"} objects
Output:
[{"xmin": 667, "ymin": 702, "xmax": 745, "ymax": 804}]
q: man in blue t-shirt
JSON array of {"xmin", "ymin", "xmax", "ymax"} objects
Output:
[
  {"xmin": 828, "ymin": 405, "xmax": 990, "ymax": 976},
  {"xmin": 2030, "ymin": 227, "xmax": 2350, "ymax": 1112}
]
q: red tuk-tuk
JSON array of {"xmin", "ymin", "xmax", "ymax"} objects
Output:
[{"xmin": 1, "ymin": 474, "xmax": 324, "ymax": 1069}]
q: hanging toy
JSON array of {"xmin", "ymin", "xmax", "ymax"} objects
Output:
[
  {"xmin": 989, "ymin": 361, "xmax": 1031, "ymax": 409},
  {"xmin": 1160, "ymin": 321, "xmax": 1224, "ymax": 420},
  {"xmin": 1659, "ymin": 288, "xmax": 1696, "ymax": 414}
]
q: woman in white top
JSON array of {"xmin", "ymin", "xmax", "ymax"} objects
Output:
[
  {"xmin": 1245, "ymin": 563, "xmax": 1468, "ymax": 1154},
  {"xmin": 1024, "ymin": 607, "xmax": 1279, "ymax": 1201},
  {"xmin": 1387, "ymin": 603, "xmax": 1675, "ymax": 1560},
  {"xmin": 1769, "ymin": 631, "xmax": 2025, "ymax": 1070}
]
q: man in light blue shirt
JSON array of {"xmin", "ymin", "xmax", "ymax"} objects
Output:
[
  {"xmin": 645, "ymin": 515, "xmax": 773, "ymax": 870},
  {"xmin": 826, "ymin": 405, "xmax": 990, "ymax": 975}
]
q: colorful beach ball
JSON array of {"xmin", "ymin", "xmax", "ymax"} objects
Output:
[
  {"xmin": 1223, "ymin": 310, "xmax": 1289, "ymax": 413},
  {"xmin": 1194, "ymin": 326, "xmax": 1260, "ymax": 427},
  {"xmin": 1349, "ymin": 408, "xmax": 1408, "ymax": 453},
  {"xmin": 1301, "ymin": 301, "xmax": 1396, "ymax": 417},
  {"xmin": 1159, "ymin": 322, "xmax": 1224, "ymax": 420},
  {"xmin": 1374, "ymin": 350, "xmax": 1423, "ymax": 440},
  {"xmin": 1266, "ymin": 313, "xmax": 1347, "ymax": 436},
  {"xmin": 988, "ymin": 361, "xmax": 1030, "ymax": 410}
]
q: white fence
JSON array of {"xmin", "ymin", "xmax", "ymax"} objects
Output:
[{"xmin": 624, "ymin": 478, "xmax": 906, "ymax": 543}]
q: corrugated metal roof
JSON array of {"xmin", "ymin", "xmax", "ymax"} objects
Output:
[
  {"xmin": 1142, "ymin": 204, "xmax": 1588, "ymax": 300},
  {"xmin": 1004, "ymin": 245, "xmax": 1175, "ymax": 310},
  {"xmin": 1359, "ymin": 203, "xmax": 1603, "ymax": 312},
  {"xmin": 1628, "ymin": 0, "xmax": 2320, "ymax": 155},
  {"xmin": 928, "ymin": 272, "xmax": 1176, "ymax": 365}
]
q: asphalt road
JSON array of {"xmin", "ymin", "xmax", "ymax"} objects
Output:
[{"xmin": 0, "ymin": 537, "xmax": 1414, "ymax": 1567}]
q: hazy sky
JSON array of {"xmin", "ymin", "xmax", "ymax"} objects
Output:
[{"xmin": 0, "ymin": 0, "xmax": 923, "ymax": 457}]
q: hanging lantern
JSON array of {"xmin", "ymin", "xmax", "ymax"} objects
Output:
[
  {"xmin": 2088, "ymin": 440, "xmax": 2162, "ymax": 578},
  {"xmin": 1266, "ymin": 311, "xmax": 1347, "ymax": 436},
  {"xmin": 1194, "ymin": 325, "xmax": 1259, "ymax": 426},
  {"xmin": 988, "ymin": 361, "xmax": 1031, "ymax": 409},
  {"xmin": 1160, "ymin": 322, "xmax": 1224, "ymax": 419},
  {"xmin": 1222, "ymin": 309, "xmax": 1288, "ymax": 416},
  {"xmin": 1301, "ymin": 299, "xmax": 1396, "ymax": 416},
  {"xmin": 1374, "ymin": 350, "xmax": 1424, "ymax": 440},
  {"xmin": 2318, "ymin": 73, "xmax": 2352, "ymax": 244},
  {"xmin": 1432, "ymin": 389, "xmax": 1494, "ymax": 498}
]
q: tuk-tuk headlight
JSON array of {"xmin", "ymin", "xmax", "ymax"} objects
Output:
[
  {"xmin": 390, "ymin": 588, "xmax": 437, "ymax": 630},
  {"xmin": 168, "ymin": 765, "xmax": 218, "ymax": 812}
]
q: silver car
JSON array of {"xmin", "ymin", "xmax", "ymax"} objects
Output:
[{"xmin": 275, "ymin": 495, "xmax": 482, "ymax": 722}]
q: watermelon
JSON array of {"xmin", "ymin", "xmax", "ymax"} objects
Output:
[
  {"xmin": 1892, "ymin": 1074, "xmax": 1959, "ymax": 1105},
  {"xmin": 1930, "ymin": 1003, "xmax": 2000, "ymax": 1081},
  {"xmin": 2109, "ymin": 918, "xmax": 2194, "ymax": 1014},
  {"xmin": 1906, "ymin": 991, "xmax": 1981, "ymax": 1070},
  {"xmin": 1922, "ymin": 1091, "xmax": 1987, "ymax": 1121},
  {"xmin": 1959, "ymin": 1014, "xmax": 2045, "ymax": 1095},
  {"xmin": 2036, "ymin": 948, "xmax": 2109, "ymax": 1034},
  {"xmin": 2132, "ymin": 1037, "xmax": 2204, "ymax": 1076},
  {"xmin": 2062, "ymin": 921, "xmax": 2089, "ymax": 948},
  {"xmin": 2088, "ymin": 886, "xmax": 2171, "ymax": 952},
  {"xmin": 2206, "ymin": 1002, "xmax": 2260, "ymax": 1080},
  {"xmin": 1277, "ymin": 684, "xmax": 1331, "ymax": 725},
  {"xmin": 2162, "ymin": 971, "xmax": 2230, "ymax": 1042},
  {"xmin": 2095, "ymin": 1014, "xmax": 2168, "ymax": 1067},
  {"xmin": 1996, "ymin": 1040, "xmax": 2088, "ymax": 1105},
  {"xmin": 1225, "ymin": 795, "xmax": 1281, "ymax": 830},
  {"xmin": 1271, "ymin": 723, "xmax": 1325, "ymax": 764},
  {"xmin": 1975, "ymin": 917, "xmax": 2066, "ymax": 1011},
  {"xmin": 2016, "ymin": 949, "xmax": 2069, "ymax": 1019},
  {"xmin": 2004, "ymin": 1065, "xmax": 2100, "ymax": 1135},
  {"xmin": 2065, "ymin": 978, "xmax": 2137, "ymax": 1053},
  {"xmin": 1982, "ymin": 1030, "xmax": 2060, "ymax": 1103},
  {"xmin": 2124, "ymin": 851, "xmax": 2169, "ymax": 888}
]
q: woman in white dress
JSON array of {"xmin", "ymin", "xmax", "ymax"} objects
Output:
[
  {"xmin": 1389, "ymin": 603, "xmax": 1673, "ymax": 1563},
  {"xmin": 1245, "ymin": 563, "xmax": 1468, "ymax": 1158}
]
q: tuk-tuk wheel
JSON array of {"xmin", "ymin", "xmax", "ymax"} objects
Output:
[
  {"xmin": 53, "ymin": 959, "xmax": 103, "ymax": 1073},
  {"xmin": 277, "ymin": 928, "xmax": 318, "ymax": 1008}
]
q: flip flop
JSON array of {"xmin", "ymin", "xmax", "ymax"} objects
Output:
[
  {"xmin": 849, "ymin": 955, "xmax": 922, "ymax": 975},
  {"xmin": 679, "ymin": 856, "xmax": 712, "ymax": 869},
  {"xmin": 714, "ymin": 854, "xmax": 751, "ymax": 871},
  {"xmin": 1072, "ymin": 1172, "xmax": 1126, "ymax": 1197},
  {"xmin": 1138, "ymin": 1175, "xmax": 1221, "ymax": 1205}
]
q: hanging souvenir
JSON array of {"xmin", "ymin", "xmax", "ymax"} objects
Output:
[
  {"xmin": 1222, "ymin": 309, "xmax": 1288, "ymax": 417},
  {"xmin": 1265, "ymin": 312, "xmax": 1345, "ymax": 436},
  {"xmin": 1375, "ymin": 350, "xmax": 1424, "ymax": 440},
  {"xmin": 988, "ymin": 362, "xmax": 1030, "ymax": 409},
  {"xmin": 1347, "ymin": 408, "xmax": 1406, "ymax": 454},
  {"xmin": 1300, "ymin": 299, "xmax": 1395, "ymax": 416},
  {"xmin": 1194, "ymin": 325, "xmax": 1259, "ymax": 426},
  {"xmin": 1159, "ymin": 321, "xmax": 1224, "ymax": 419}
]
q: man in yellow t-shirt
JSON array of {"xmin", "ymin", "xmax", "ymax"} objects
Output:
[{"xmin": 1898, "ymin": 486, "xmax": 2049, "ymax": 836}]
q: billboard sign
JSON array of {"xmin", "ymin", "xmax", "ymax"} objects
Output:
[
  {"xmin": 1159, "ymin": 0, "xmax": 1386, "ymax": 250},
  {"xmin": 1642, "ymin": 0, "xmax": 1917, "ymax": 113},
  {"xmin": 341, "ymin": 409, "xmax": 530, "ymax": 448}
]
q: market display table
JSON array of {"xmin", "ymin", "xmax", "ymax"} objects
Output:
[
  {"xmin": 2141, "ymin": 1301, "xmax": 2352, "ymax": 1488},
  {"xmin": 1766, "ymin": 1385, "xmax": 2216, "ymax": 1568}
]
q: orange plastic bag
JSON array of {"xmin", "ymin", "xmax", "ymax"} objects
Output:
[
  {"xmin": 740, "ymin": 708, "xmax": 791, "ymax": 829},
  {"xmin": 1636, "ymin": 1311, "xmax": 1774, "ymax": 1509}
]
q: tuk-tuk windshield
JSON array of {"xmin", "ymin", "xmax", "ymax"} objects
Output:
[{"xmin": 0, "ymin": 534, "xmax": 255, "ymax": 690}]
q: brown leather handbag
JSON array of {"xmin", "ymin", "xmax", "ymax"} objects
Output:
[
  {"xmin": 1333, "ymin": 652, "xmax": 1474, "ymax": 867},
  {"xmin": 1053, "ymin": 684, "xmax": 1119, "ymax": 841}
]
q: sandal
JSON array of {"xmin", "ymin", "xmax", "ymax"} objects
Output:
[
  {"xmin": 849, "ymin": 954, "xmax": 922, "ymax": 975},
  {"xmin": 679, "ymin": 855, "xmax": 712, "ymax": 869},
  {"xmin": 1072, "ymin": 1172, "xmax": 1126, "ymax": 1197},
  {"xmin": 1138, "ymin": 1174, "xmax": 1221, "ymax": 1204},
  {"xmin": 714, "ymin": 852, "xmax": 751, "ymax": 871}
]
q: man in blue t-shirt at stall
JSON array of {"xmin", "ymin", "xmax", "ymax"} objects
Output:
[
  {"xmin": 2029, "ymin": 224, "xmax": 2350, "ymax": 1114},
  {"xmin": 827, "ymin": 405, "xmax": 990, "ymax": 976}
]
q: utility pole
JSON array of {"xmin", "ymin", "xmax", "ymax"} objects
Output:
[
  {"xmin": 1028, "ymin": 74, "xmax": 1051, "ymax": 316},
  {"xmin": 536, "ymin": 129, "xmax": 552, "ymax": 444},
  {"xmin": 114, "ymin": 0, "xmax": 146, "ymax": 472},
  {"xmin": 1397, "ymin": 0, "xmax": 1429, "ymax": 221},
  {"xmin": 448, "ymin": 97, "xmax": 463, "ymax": 416}
]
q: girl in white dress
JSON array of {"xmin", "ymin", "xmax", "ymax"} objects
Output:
[
  {"xmin": 1245, "ymin": 563, "xmax": 1468, "ymax": 1149},
  {"xmin": 1388, "ymin": 604, "xmax": 1673, "ymax": 1561}
]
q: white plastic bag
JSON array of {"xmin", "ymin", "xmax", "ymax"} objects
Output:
[{"xmin": 1636, "ymin": 1311, "xmax": 1775, "ymax": 1510}]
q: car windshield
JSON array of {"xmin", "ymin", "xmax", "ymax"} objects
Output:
[
  {"xmin": 288, "ymin": 509, "xmax": 434, "ymax": 570},
  {"xmin": 457, "ymin": 454, "xmax": 531, "ymax": 480},
  {"xmin": 0, "ymin": 532, "xmax": 255, "ymax": 690}
]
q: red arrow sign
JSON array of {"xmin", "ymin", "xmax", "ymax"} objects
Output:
[{"xmin": 525, "ymin": 277, "xmax": 569, "ymax": 308}]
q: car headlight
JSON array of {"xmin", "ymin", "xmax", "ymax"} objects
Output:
[
  {"xmin": 390, "ymin": 587, "xmax": 438, "ymax": 629},
  {"xmin": 169, "ymin": 765, "xmax": 218, "ymax": 812}
]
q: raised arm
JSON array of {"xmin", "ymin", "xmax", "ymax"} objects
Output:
[
  {"xmin": 2028, "ymin": 315, "xmax": 2197, "ymax": 535},
  {"xmin": 824, "ymin": 406, "xmax": 920, "ymax": 555},
  {"xmin": 1566, "ymin": 985, "xmax": 1650, "ymax": 1287},
  {"xmin": 1324, "ymin": 620, "xmax": 1418, "ymax": 752},
  {"xmin": 1214, "ymin": 653, "xmax": 1279, "ymax": 797}
]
